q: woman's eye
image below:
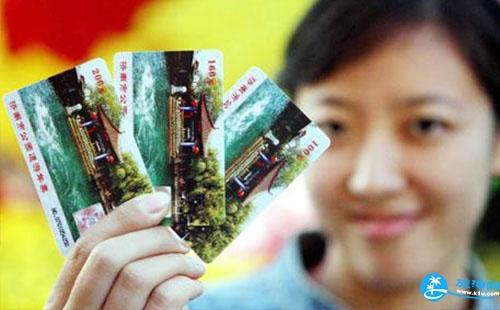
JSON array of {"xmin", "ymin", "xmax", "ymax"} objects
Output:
[
  {"xmin": 326, "ymin": 121, "xmax": 346, "ymax": 136},
  {"xmin": 409, "ymin": 118, "xmax": 448, "ymax": 137}
]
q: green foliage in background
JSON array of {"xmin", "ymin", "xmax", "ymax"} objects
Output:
[
  {"xmin": 477, "ymin": 242, "xmax": 500, "ymax": 280},
  {"xmin": 492, "ymin": 177, "xmax": 500, "ymax": 193},
  {"xmin": 110, "ymin": 153, "xmax": 153, "ymax": 205}
]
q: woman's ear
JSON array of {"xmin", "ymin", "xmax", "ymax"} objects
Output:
[{"xmin": 493, "ymin": 132, "xmax": 500, "ymax": 176}]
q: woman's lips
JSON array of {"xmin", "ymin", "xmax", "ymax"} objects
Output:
[{"xmin": 351, "ymin": 214, "xmax": 420, "ymax": 241}]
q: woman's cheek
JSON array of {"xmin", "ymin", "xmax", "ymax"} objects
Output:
[
  {"xmin": 407, "ymin": 144, "xmax": 490, "ymax": 246},
  {"xmin": 305, "ymin": 153, "xmax": 348, "ymax": 234}
]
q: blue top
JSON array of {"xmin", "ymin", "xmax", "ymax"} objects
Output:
[{"xmin": 190, "ymin": 232, "xmax": 499, "ymax": 310}]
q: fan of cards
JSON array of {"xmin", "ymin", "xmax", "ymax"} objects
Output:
[{"xmin": 4, "ymin": 51, "xmax": 331, "ymax": 262}]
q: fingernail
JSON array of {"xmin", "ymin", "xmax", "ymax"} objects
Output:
[
  {"xmin": 143, "ymin": 192, "xmax": 170, "ymax": 214},
  {"xmin": 188, "ymin": 281, "xmax": 204, "ymax": 301},
  {"xmin": 187, "ymin": 256, "xmax": 206, "ymax": 273},
  {"xmin": 168, "ymin": 227, "xmax": 189, "ymax": 248}
]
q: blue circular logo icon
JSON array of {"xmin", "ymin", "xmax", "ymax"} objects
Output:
[{"xmin": 420, "ymin": 273, "xmax": 448, "ymax": 302}]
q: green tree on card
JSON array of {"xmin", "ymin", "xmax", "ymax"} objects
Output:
[
  {"xmin": 273, "ymin": 145, "xmax": 308, "ymax": 189},
  {"xmin": 109, "ymin": 153, "xmax": 153, "ymax": 205},
  {"xmin": 188, "ymin": 198, "xmax": 254, "ymax": 262},
  {"xmin": 186, "ymin": 149, "xmax": 225, "ymax": 223},
  {"xmin": 195, "ymin": 76, "xmax": 222, "ymax": 121}
]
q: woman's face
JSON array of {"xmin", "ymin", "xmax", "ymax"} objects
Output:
[{"xmin": 296, "ymin": 25, "xmax": 500, "ymax": 286}]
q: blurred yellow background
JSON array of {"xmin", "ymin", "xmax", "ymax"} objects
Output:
[{"xmin": 0, "ymin": 0, "xmax": 316, "ymax": 308}]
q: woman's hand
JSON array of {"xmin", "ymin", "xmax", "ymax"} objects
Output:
[{"xmin": 45, "ymin": 192, "xmax": 205, "ymax": 310}]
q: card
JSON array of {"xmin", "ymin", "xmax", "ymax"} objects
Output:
[
  {"xmin": 114, "ymin": 51, "xmax": 225, "ymax": 261},
  {"xmin": 3, "ymin": 58, "xmax": 154, "ymax": 255},
  {"xmin": 200, "ymin": 67, "xmax": 331, "ymax": 261}
]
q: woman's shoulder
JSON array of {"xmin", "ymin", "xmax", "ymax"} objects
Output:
[
  {"xmin": 189, "ymin": 266, "xmax": 279, "ymax": 310},
  {"xmin": 189, "ymin": 232, "xmax": 341, "ymax": 310}
]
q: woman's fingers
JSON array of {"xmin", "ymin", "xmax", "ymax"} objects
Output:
[
  {"xmin": 102, "ymin": 254, "xmax": 206, "ymax": 310},
  {"xmin": 64, "ymin": 226, "xmax": 189, "ymax": 309},
  {"xmin": 144, "ymin": 276, "xmax": 204, "ymax": 310},
  {"xmin": 45, "ymin": 192, "xmax": 170, "ymax": 310}
]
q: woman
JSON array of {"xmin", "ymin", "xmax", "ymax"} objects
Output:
[{"xmin": 46, "ymin": 0, "xmax": 500, "ymax": 309}]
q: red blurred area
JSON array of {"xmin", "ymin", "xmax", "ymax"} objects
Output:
[{"xmin": 2, "ymin": 0, "xmax": 153, "ymax": 61}]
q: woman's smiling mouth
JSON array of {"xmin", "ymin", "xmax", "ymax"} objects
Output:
[{"xmin": 350, "ymin": 212, "xmax": 423, "ymax": 241}]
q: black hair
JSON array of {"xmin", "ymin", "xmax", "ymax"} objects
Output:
[
  {"xmin": 279, "ymin": 0, "xmax": 500, "ymax": 242},
  {"xmin": 278, "ymin": 0, "xmax": 500, "ymax": 121}
]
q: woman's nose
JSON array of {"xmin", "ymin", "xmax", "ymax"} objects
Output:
[{"xmin": 347, "ymin": 131, "xmax": 406, "ymax": 201}]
